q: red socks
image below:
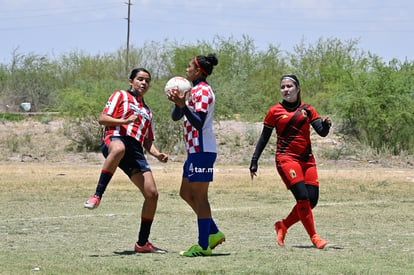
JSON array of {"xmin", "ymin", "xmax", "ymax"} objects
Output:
[
  {"xmin": 283, "ymin": 204, "xmax": 300, "ymax": 229},
  {"xmin": 296, "ymin": 200, "xmax": 316, "ymax": 237},
  {"xmin": 282, "ymin": 200, "xmax": 316, "ymax": 237}
]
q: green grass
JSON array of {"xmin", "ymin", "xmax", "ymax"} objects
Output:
[
  {"xmin": 0, "ymin": 113, "xmax": 25, "ymax": 122},
  {"xmin": 0, "ymin": 162, "xmax": 413, "ymax": 274}
]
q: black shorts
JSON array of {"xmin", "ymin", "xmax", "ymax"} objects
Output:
[{"xmin": 101, "ymin": 136, "xmax": 151, "ymax": 178}]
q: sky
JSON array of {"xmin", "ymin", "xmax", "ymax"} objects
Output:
[{"xmin": 1, "ymin": 0, "xmax": 413, "ymax": 64}]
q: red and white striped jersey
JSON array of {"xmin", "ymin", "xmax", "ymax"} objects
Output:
[
  {"xmin": 102, "ymin": 90, "xmax": 154, "ymax": 145},
  {"xmin": 183, "ymin": 82, "xmax": 216, "ymax": 154}
]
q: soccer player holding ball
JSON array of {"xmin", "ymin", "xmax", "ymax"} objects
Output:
[
  {"xmin": 84, "ymin": 68, "xmax": 168, "ymax": 253},
  {"xmin": 249, "ymin": 74, "xmax": 331, "ymax": 249},
  {"xmin": 166, "ymin": 54, "xmax": 225, "ymax": 257}
]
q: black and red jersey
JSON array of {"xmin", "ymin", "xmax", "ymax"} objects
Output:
[{"xmin": 264, "ymin": 102, "xmax": 320, "ymax": 161}]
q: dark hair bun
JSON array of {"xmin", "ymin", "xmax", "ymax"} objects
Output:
[{"xmin": 206, "ymin": 53, "xmax": 218, "ymax": 66}]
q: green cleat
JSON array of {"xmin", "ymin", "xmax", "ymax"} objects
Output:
[
  {"xmin": 180, "ymin": 244, "xmax": 212, "ymax": 257},
  {"xmin": 209, "ymin": 231, "xmax": 226, "ymax": 249}
]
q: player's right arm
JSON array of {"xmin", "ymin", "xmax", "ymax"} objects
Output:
[
  {"xmin": 99, "ymin": 91, "xmax": 137, "ymax": 126},
  {"xmin": 98, "ymin": 113, "xmax": 137, "ymax": 126},
  {"xmin": 249, "ymin": 124, "xmax": 273, "ymax": 179},
  {"xmin": 171, "ymin": 105, "xmax": 184, "ymax": 121}
]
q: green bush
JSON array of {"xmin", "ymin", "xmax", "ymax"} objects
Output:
[
  {"xmin": 1, "ymin": 36, "xmax": 413, "ymax": 155},
  {"xmin": 62, "ymin": 116, "xmax": 102, "ymax": 152},
  {"xmin": 333, "ymin": 57, "xmax": 414, "ymax": 154}
]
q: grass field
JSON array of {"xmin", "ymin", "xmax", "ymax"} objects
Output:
[{"xmin": 1, "ymin": 160, "xmax": 413, "ymax": 275}]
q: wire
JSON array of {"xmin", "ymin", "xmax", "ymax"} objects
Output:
[{"xmin": 0, "ymin": 3, "xmax": 121, "ymax": 20}]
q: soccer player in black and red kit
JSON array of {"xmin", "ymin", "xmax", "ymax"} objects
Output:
[{"xmin": 249, "ymin": 74, "xmax": 331, "ymax": 249}]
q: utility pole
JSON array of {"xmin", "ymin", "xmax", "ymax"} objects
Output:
[{"xmin": 125, "ymin": 0, "xmax": 132, "ymax": 72}]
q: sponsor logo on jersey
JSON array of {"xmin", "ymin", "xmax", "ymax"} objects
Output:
[{"xmin": 130, "ymin": 103, "xmax": 150, "ymax": 120}]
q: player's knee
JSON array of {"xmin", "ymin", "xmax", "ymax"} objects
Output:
[
  {"xmin": 308, "ymin": 187, "xmax": 319, "ymax": 208},
  {"xmin": 310, "ymin": 199, "xmax": 318, "ymax": 209},
  {"xmin": 290, "ymin": 181, "xmax": 309, "ymax": 201},
  {"xmin": 145, "ymin": 189, "xmax": 158, "ymax": 201},
  {"xmin": 196, "ymin": 200, "xmax": 210, "ymax": 210},
  {"xmin": 179, "ymin": 189, "xmax": 189, "ymax": 201}
]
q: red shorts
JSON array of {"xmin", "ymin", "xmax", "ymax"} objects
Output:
[{"xmin": 276, "ymin": 156, "xmax": 319, "ymax": 189}]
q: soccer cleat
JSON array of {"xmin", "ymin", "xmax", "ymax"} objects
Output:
[
  {"xmin": 179, "ymin": 244, "xmax": 212, "ymax": 257},
  {"xmin": 275, "ymin": 221, "xmax": 287, "ymax": 246},
  {"xmin": 209, "ymin": 231, "xmax": 226, "ymax": 249},
  {"xmin": 311, "ymin": 234, "xmax": 328, "ymax": 249},
  {"xmin": 135, "ymin": 242, "xmax": 167, "ymax": 254},
  {"xmin": 84, "ymin": 195, "xmax": 101, "ymax": 209}
]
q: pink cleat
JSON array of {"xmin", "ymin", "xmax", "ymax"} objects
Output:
[
  {"xmin": 134, "ymin": 242, "xmax": 167, "ymax": 254},
  {"xmin": 84, "ymin": 195, "xmax": 100, "ymax": 209}
]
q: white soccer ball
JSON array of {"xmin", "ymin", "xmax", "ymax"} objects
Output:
[{"xmin": 164, "ymin": 76, "xmax": 192, "ymax": 95}]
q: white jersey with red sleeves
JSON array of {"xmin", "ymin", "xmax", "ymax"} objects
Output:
[
  {"xmin": 102, "ymin": 90, "xmax": 154, "ymax": 146},
  {"xmin": 183, "ymin": 81, "xmax": 216, "ymax": 154}
]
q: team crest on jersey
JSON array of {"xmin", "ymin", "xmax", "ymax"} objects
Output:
[
  {"xmin": 301, "ymin": 109, "xmax": 307, "ymax": 117},
  {"xmin": 289, "ymin": 169, "xmax": 297, "ymax": 179},
  {"xmin": 282, "ymin": 114, "xmax": 288, "ymax": 119}
]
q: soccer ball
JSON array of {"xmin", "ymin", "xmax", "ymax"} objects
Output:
[{"xmin": 164, "ymin": 76, "xmax": 192, "ymax": 95}]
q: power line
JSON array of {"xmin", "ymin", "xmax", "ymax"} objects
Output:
[{"xmin": 0, "ymin": 3, "xmax": 120, "ymax": 19}]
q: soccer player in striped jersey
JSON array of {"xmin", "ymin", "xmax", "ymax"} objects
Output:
[
  {"xmin": 249, "ymin": 74, "xmax": 331, "ymax": 249},
  {"xmin": 84, "ymin": 68, "xmax": 168, "ymax": 253},
  {"xmin": 166, "ymin": 54, "xmax": 225, "ymax": 257}
]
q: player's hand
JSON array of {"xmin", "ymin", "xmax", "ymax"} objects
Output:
[
  {"xmin": 166, "ymin": 88, "xmax": 179, "ymax": 100},
  {"xmin": 249, "ymin": 159, "xmax": 258, "ymax": 180},
  {"xmin": 166, "ymin": 88, "xmax": 178, "ymax": 97},
  {"xmin": 166, "ymin": 88, "xmax": 186, "ymax": 108},
  {"xmin": 323, "ymin": 116, "xmax": 332, "ymax": 127},
  {"xmin": 125, "ymin": 114, "xmax": 138, "ymax": 124},
  {"xmin": 157, "ymin": 153, "xmax": 168, "ymax": 163}
]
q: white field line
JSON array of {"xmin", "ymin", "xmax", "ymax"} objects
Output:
[
  {"xmin": 318, "ymin": 200, "xmax": 389, "ymax": 207},
  {"xmin": 213, "ymin": 200, "xmax": 391, "ymax": 211},
  {"xmin": 30, "ymin": 213, "xmax": 121, "ymax": 220},
  {"xmin": 1, "ymin": 200, "xmax": 396, "ymax": 223},
  {"xmin": 1, "ymin": 213, "xmax": 132, "ymax": 223}
]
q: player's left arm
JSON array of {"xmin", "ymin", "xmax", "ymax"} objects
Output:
[
  {"xmin": 181, "ymin": 88, "xmax": 210, "ymax": 130},
  {"xmin": 311, "ymin": 116, "xmax": 331, "ymax": 137},
  {"xmin": 182, "ymin": 108, "xmax": 206, "ymax": 131},
  {"xmin": 143, "ymin": 138, "xmax": 168, "ymax": 163}
]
